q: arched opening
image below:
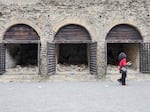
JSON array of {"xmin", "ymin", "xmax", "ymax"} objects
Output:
[
  {"xmin": 47, "ymin": 24, "xmax": 97, "ymax": 74},
  {"xmin": 3, "ymin": 24, "xmax": 40, "ymax": 74},
  {"xmin": 106, "ymin": 24, "xmax": 143, "ymax": 73}
]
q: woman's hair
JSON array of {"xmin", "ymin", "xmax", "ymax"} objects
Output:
[{"xmin": 118, "ymin": 52, "xmax": 126, "ymax": 61}]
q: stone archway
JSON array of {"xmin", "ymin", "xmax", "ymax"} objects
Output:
[
  {"xmin": 0, "ymin": 24, "xmax": 41, "ymax": 75},
  {"xmin": 106, "ymin": 24, "xmax": 143, "ymax": 74},
  {"xmin": 47, "ymin": 24, "xmax": 97, "ymax": 75},
  {"xmin": 52, "ymin": 17, "xmax": 96, "ymax": 42}
]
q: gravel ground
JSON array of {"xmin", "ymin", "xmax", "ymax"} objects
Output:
[{"xmin": 0, "ymin": 81, "xmax": 150, "ymax": 112}]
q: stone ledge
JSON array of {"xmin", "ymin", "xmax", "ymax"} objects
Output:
[
  {"xmin": 105, "ymin": 73, "xmax": 150, "ymax": 81},
  {"xmin": 0, "ymin": 72, "xmax": 150, "ymax": 83},
  {"xmin": 0, "ymin": 73, "xmax": 97, "ymax": 83}
]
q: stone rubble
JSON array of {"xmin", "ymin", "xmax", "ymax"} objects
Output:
[
  {"xmin": 6, "ymin": 65, "xmax": 38, "ymax": 73},
  {"xmin": 57, "ymin": 64, "xmax": 88, "ymax": 72}
]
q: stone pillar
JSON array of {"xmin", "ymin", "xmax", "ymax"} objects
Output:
[
  {"xmin": 97, "ymin": 42, "xmax": 106, "ymax": 78},
  {"xmin": 39, "ymin": 40, "xmax": 47, "ymax": 76}
]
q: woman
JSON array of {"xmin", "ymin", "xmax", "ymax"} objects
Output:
[{"xmin": 117, "ymin": 52, "xmax": 131, "ymax": 85}]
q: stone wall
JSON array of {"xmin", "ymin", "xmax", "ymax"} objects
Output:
[{"xmin": 0, "ymin": 0, "xmax": 149, "ymax": 77}]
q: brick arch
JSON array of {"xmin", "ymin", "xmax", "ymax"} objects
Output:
[
  {"xmin": 53, "ymin": 24, "xmax": 91, "ymax": 43},
  {"xmin": 4, "ymin": 24, "xmax": 40, "ymax": 41},
  {"xmin": 106, "ymin": 23, "xmax": 143, "ymax": 43},
  {"xmin": 52, "ymin": 17, "xmax": 96, "ymax": 41},
  {"xmin": 1, "ymin": 18, "xmax": 42, "ymax": 42}
]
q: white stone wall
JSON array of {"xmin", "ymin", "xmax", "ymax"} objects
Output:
[{"xmin": 0, "ymin": 0, "xmax": 149, "ymax": 76}]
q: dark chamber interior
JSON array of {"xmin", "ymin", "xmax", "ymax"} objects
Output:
[
  {"xmin": 107, "ymin": 43, "xmax": 140, "ymax": 69},
  {"xmin": 107, "ymin": 44, "xmax": 122, "ymax": 65},
  {"xmin": 6, "ymin": 44, "xmax": 38, "ymax": 68},
  {"xmin": 58, "ymin": 44, "xmax": 88, "ymax": 65}
]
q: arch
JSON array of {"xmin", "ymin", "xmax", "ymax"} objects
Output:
[
  {"xmin": 1, "ymin": 18, "xmax": 42, "ymax": 42},
  {"xmin": 106, "ymin": 24, "xmax": 143, "ymax": 73},
  {"xmin": 54, "ymin": 24, "xmax": 91, "ymax": 43},
  {"xmin": 48, "ymin": 20, "xmax": 97, "ymax": 75},
  {"xmin": 1, "ymin": 19, "xmax": 41, "ymax": 75},
  {"xmin": 4, "ymin": 24, "xmax": 40, "ymax": 41},
  {"xmin": 52, "ymin": 17, "xmax": 96, "ymax": 41},
  {"xmin": 106, "ymin": 24, "xmax": 143, "ymax": 43}
]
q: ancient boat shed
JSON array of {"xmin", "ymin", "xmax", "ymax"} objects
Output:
[{"xmin": 0, "ymin": 0, "xmax": 149, "ymax": 81}]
